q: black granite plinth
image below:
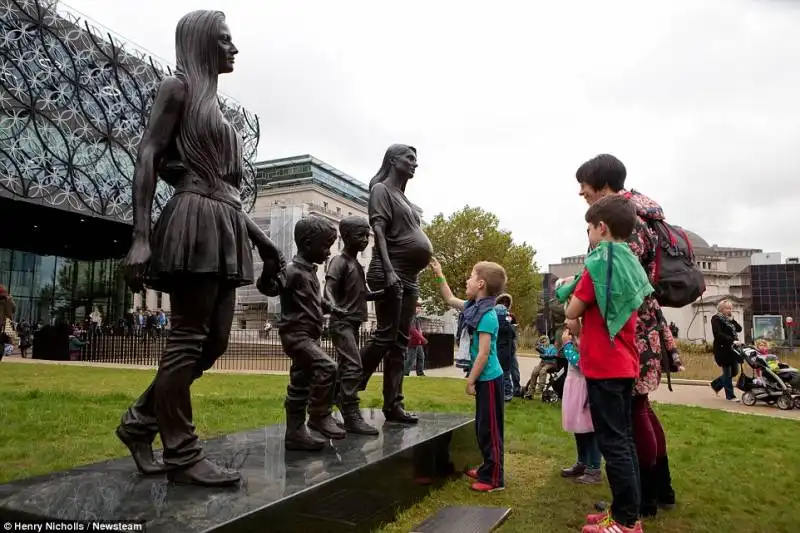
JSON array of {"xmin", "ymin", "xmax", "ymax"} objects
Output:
[
  {"xmin": 411, "ymin": 505, "xmax": 512, "ymax": 533},
  {"xmin": 0, "ymin": 410, "xmax": 477, "ymax": 533}
]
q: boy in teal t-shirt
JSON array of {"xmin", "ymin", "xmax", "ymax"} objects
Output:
[
  {"xmin": 430, "ymin": 257, "xmax": 507, "ymax": 493},
  {"xmin": 470, "ymin": 310, "xmax": 504, "ymax": 381}
]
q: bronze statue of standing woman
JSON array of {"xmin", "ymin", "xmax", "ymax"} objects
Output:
[
  {"xmin": 359, "ymin": 145, "xmax": 433, "ymax": 424},
  {"xmin": 116, "ymin": 10, "xmax": 284, "ymax": 487}
]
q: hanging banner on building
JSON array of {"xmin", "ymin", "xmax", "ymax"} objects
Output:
[{"xmin": 752, "ymin": 315, "xmax": 785, "ymax": 341}]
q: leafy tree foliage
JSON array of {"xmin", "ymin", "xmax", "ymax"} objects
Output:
[{"xmin": 420, "ymin": 206, "xmax": 541, "ymax": 326}]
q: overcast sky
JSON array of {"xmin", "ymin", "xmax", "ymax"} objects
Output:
[{"xmin": 63, "ymin": 0, "xmax": 800, "ymax": 268}]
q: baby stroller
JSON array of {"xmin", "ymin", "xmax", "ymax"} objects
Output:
[
  {"xmin": 540, "ymin": 357, "xmax": 569, "ymax": 404},
  {"xmin": 523, "ymin": 357, "xmax": 569, "ymax": 403},
  {"xmin": 734, "ymin": 345, "xmax": 800, "ymax": 411}
]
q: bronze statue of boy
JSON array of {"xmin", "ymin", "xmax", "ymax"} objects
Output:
[
  {"xmin": 266, "ymin": 216, "xmax": 346, "ymax": 451},
  {"xmin": 323, "ymin": 216, "xmax": 384, "ymax": 435}
]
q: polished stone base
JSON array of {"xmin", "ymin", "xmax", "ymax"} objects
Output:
[
  {"xmin": 411, "ymin": 505, "xmax": 512, "ymax": 533},
  {"xmin": 0, "ymin": 410, "xmax": 477, "ymax": 533}
]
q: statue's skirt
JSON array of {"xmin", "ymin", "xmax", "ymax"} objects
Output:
[{"xmin": 145, "ymin": 188, "xmax": 254, "ymax": 293}]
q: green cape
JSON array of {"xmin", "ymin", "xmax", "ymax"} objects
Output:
[{"xmin": 555, "ymin": 241, "xmax": 653, "ymax": 340}]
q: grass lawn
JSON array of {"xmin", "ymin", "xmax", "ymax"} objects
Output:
[{"xmin": 1, "ymin": 363, "xmax": 798, "ymax": 533}]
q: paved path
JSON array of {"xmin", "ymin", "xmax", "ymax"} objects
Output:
[
  {"xmin": 4, "ymin": 356, "xmax": 798, "ymax": 420},
  {"xmin": 424, "ymin": 355, "xmax": 800, "ymax": 421}
]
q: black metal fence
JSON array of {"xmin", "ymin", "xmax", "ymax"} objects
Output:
[
  {"xmin": 75, "ymin": 328, "xmax": 378, "ymax": 372},
  {"xmin": 69, "ymin": 329, "xmax": 455, "ymax": 373}
]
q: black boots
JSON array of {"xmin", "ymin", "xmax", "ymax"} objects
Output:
[
  {"xmin": 308, "ymin": 414, "xmax": 347, "ymax": 440},
  {"xmin": 640, "ymin": 464, "xmax": 659, "ymax": 517},
  {"xmin": 285, "ymin": 410, "xmax": 326, "ymax": 452},
  {"xmin": 654, "ymin": 455, "xmax": 676, "ymax": 509},
  {"xmin": 342, "ymin": 409, "xmax": 379, "ymax": 435},
  {"xmin": 384, "ymin": 407, "xmax": 419, "ymax": 424},
  {"xmin": 167, "ymin": 458, "xmax": 241, "ymax": 487},
  {"xmin": 640, "ymin": 455, "xmax": 677, "ymax": 517}
]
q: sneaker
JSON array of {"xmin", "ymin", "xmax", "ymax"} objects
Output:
[
  {"xmin": 560, "ymin": 463, "xmax": 586, "ymax": 478},
  {"xmin": 727, "ymin": 397, "xmax": 740, "ymax": 403},
  {"xmin": 470, "ymin": 481, "xmax": 504, "ymax": 493},
  {"xmin": 583, "ymin": 514, "xmax": 643, "ymax": 533},
  {"xmin": 574, "ymin": 468, "xmax": 602, "ymax": 484},
  {"xmin": 586, "ymin": 512, "xmax": 608, "ymax": 525},
  {"xmin": 464, "ymin": 468, "xmax": 479, "ymax": 480}
]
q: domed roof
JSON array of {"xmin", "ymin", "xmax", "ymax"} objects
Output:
[{"xmin": 678, "ymin": 228, "xmax": 710, "ymax": 249}]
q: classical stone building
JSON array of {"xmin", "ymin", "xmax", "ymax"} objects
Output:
[{"xmin": 234, "ymin": 155, "xmax": 425, "ymax": 331}]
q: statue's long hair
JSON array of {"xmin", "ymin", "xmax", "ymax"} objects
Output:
[
  {"xmin": 368, "ymin": 144, "xmax": 416, "ymax": 193},
  {"xmin": 174, "ymin": 10, "xmax": 241, "ymax": 188}
]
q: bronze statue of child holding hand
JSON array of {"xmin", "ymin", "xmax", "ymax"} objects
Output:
[{"xmin": 264, "ymin": 215, "xmax": 346, "ymax": 451}]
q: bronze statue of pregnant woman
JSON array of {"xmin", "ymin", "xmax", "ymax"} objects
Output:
[
  {"xmin": 116, "ymin": 10, "xmax": 284, "ymax": 487},
  {"xmin": 359, "ymin": 145, "xmax": 433, "ymax": 424}
]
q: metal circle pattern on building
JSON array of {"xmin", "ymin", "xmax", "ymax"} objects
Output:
[{"xmin": 0, "ymin": 0, "xmax": 261, "ymax": 221}]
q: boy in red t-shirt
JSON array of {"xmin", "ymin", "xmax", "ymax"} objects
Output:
[{"xmin": 563, "ymin": 194, "xmax": 654, "ymax": 533}]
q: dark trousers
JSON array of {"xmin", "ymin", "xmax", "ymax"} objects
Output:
[
  {"xmin": 404, "ymin": 345, "xmax": 425, "ymax": 376},
  {"xmin": 329, "ymin": 319, "xmax": 363, "ymax": 412},
  {"xmin": 586, "ymin": 378, "xmax": 640, "ymax": 527},
  {"xmin": 360, "ymin": 287, "xmax": 417, "ymax": 413},
  {"xmin": 120, "ymin": 277, "xmax": 235, "ymax": 468},
  {"xmin": 575, "ymin": 432, "xmax": 602, "ymax": 470},
  {"xmin": 281, "ymin": 332, "xmax": 337, "ymax": 418},
  {"xmin": 632, "ymin": 394, "xmax": 673, "ymax": 512},
  {"xmin": 502, "ymin": 370, "xmax": 513, "ymax": 400},
  {"xmin": 711, "ymin": 362, "xmax": 739, "ymax": 400},
  {"xmin": 475, "ymin": 376, "xmax": 505, "ymax": 487},
  {"xmin": 632, "ymin": 395, "xmax": 666, "ymax": 469},
  {"xmin": 509, "ymin": 352, "xmax": 521, "ymax": 394}
]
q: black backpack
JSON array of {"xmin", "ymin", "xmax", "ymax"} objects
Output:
[
  {"xmin": 623, "ymin": 191, "xmax": 705, "ymax": 308},
  {"xmin": 648, "ymin": 220, "xmax": 706, "ymax": 308}
]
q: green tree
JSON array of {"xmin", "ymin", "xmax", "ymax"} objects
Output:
[{"xmin": 420, "ymin": 206, "xmax": 541, "ymax": 326}]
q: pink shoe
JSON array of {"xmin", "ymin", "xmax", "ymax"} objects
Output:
[
  {"xmin": 470, "ymin": 481, "xmax": 504, "ymax": 493},
  {"xmin": 585, "ymin": 512, "xmax": 608, "ymax": 525},
  {"xmin": 582, "ymin": 514, "xmax": 643, "ymax": 533},
  {"xmin": 464, "ymin": 468, "xmax": 478, "ymax": 480}
]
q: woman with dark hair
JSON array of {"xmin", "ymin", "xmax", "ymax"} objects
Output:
[
  {"xmin": 117, "ymin": 10, "xmax": 283, "ymax": 487},
  {"xmin": 359, "ymin": 144, "xmax": 433, "ymax": 423},
  {"xmin": 574, "ymin": 154, "xmax": 679, "ymax": 520}
]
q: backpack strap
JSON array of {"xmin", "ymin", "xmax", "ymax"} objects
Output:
[{"xmin": 656, "ymin": 307, "xmax": 674, "ymax": 393}]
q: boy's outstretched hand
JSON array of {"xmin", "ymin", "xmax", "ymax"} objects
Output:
[{"xmin": 429, "ymin": 257, "xmax": 443, "ymax": 277}]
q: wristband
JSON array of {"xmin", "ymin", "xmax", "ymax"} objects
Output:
[{"xmin": 435, "ymin": 276, "xmax": 445, "ymax": 284}]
